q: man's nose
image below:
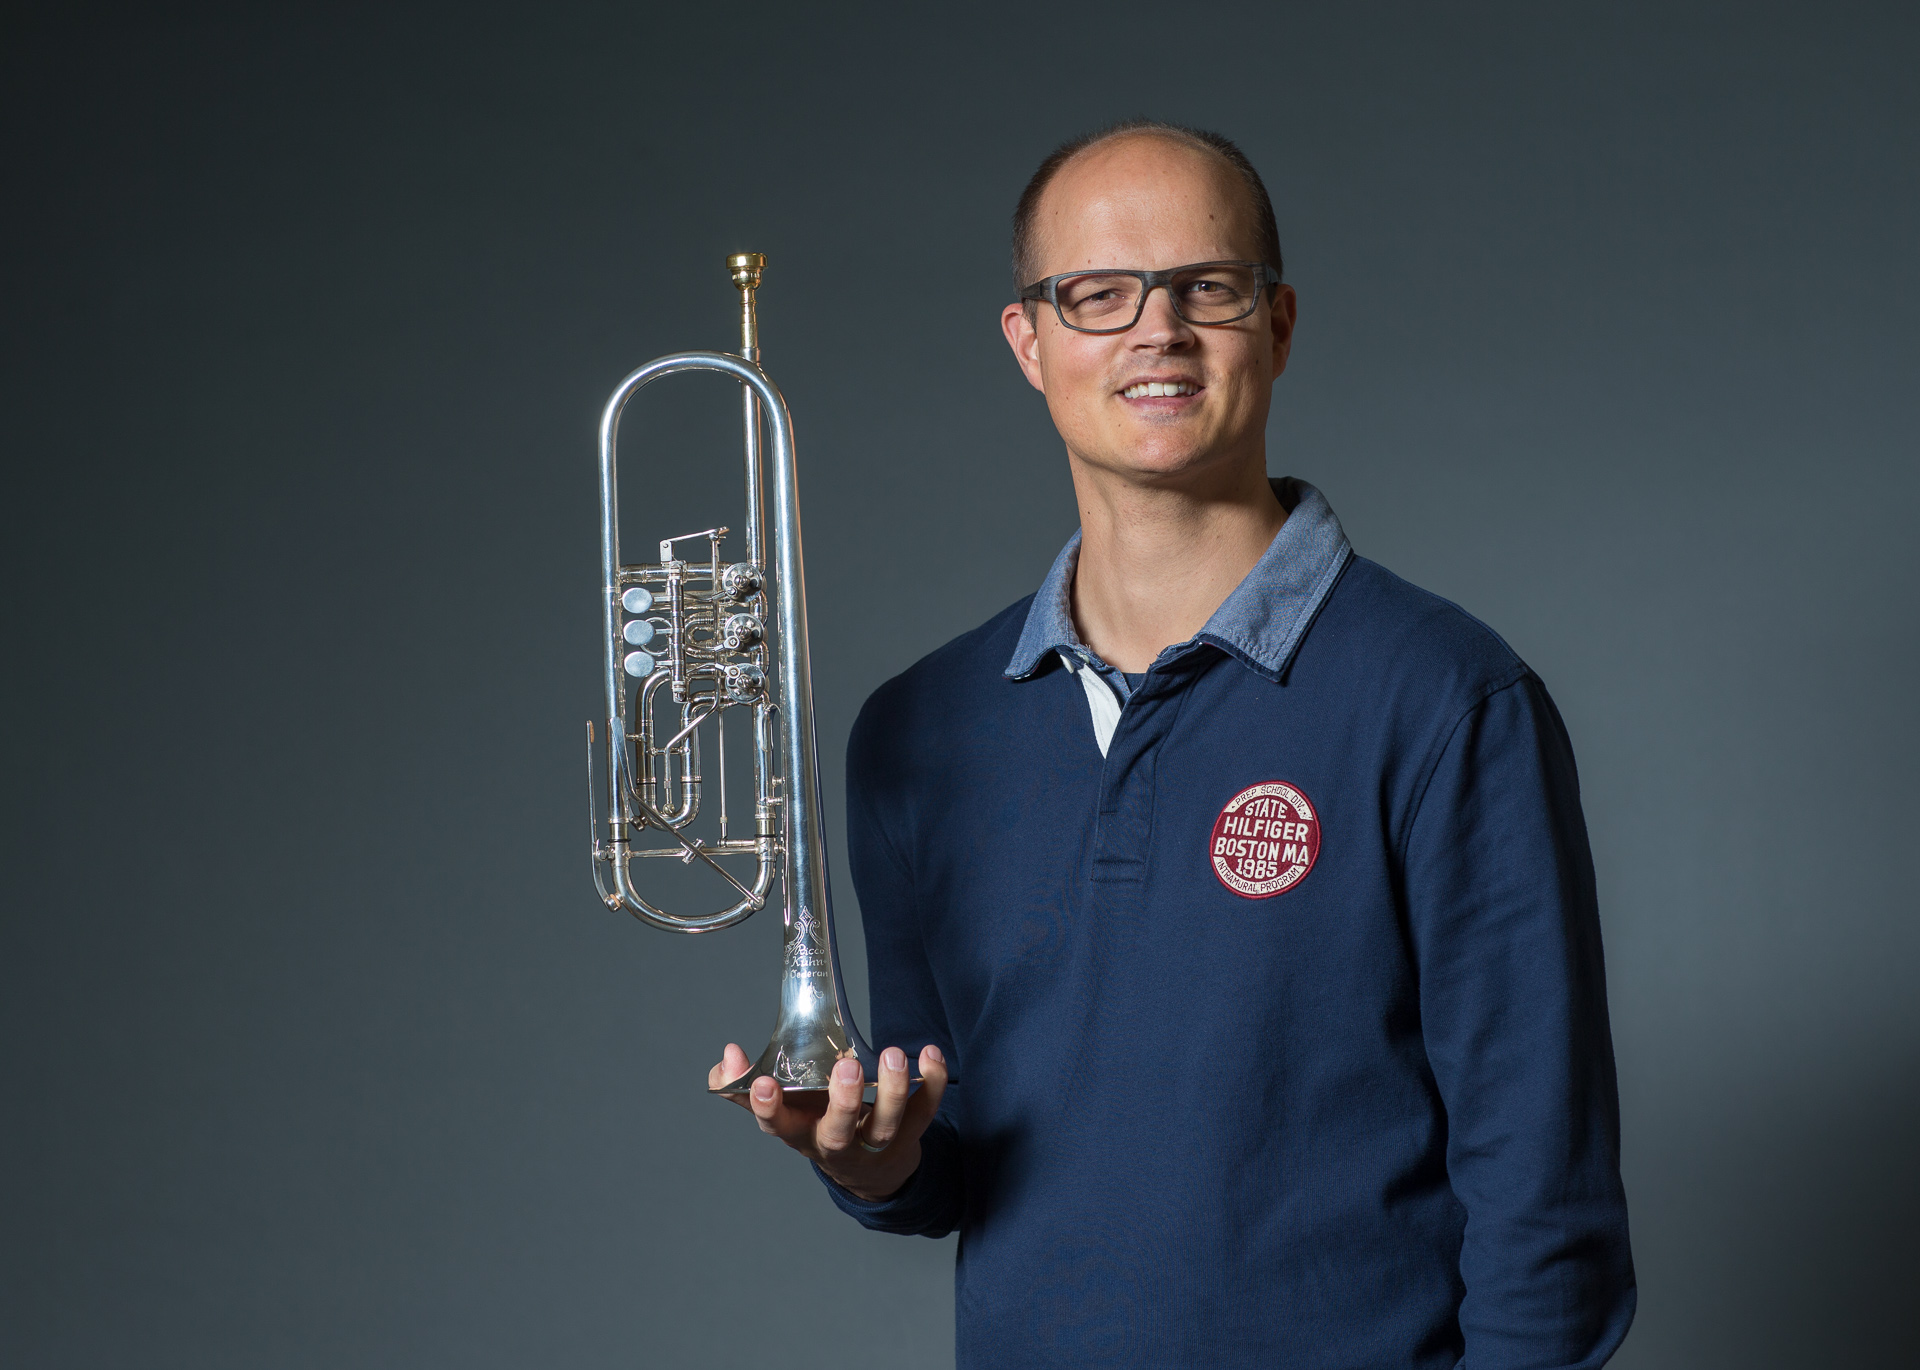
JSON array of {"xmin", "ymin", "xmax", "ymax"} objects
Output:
[{"xmin": 1130, "ymin": 284, "xmax": 1192, "ymax": 343}]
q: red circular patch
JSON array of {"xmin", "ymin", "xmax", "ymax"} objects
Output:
[{"xmin": 1209, "ymin": 780, "xmax": 1321, "ymax": 898}]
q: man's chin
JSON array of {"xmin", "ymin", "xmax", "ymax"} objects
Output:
[{"xmin": 1072, "ymin": 446, "xmax": 1246, "ymax": 486}]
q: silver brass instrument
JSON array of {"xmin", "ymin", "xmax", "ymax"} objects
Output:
[{"xmin": 586, "ymin": 253, "xmax": 874, "ymax": 1094}]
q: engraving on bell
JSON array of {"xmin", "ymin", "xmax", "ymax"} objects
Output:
[
  {"xmin": 774, "ymin": 1047, "xmax": 826, "ymax": 1087},
  {"xmin": 785, "ymin": 906, "xmax": 827, "ymax": 973}
]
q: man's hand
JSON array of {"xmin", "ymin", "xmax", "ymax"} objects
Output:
[{"xmin": 707, "ymin": 1042, "xmax": 949, "ymax": 1202}]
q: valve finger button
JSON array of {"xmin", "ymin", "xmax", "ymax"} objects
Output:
[
  {"xmin": 722, "ymin": 613, "xmax": 764, "ymax": 650},
  {"xmin": 724, "ymin": 662, "xmax": 765, "ymax": 702},
  {"xmin": 720, "ymin": 563, "xmax": 762, "ymax": 599},
  {"xmin": 621, "ymin": 586, "xmax": 654, "ymax": 615},
  {"xmin": 623, "ymin": 650, "xmax": 657, "ymax": 678},
  {"xmin": 623, "ymin": 618, "xmax": 656, "ymax": 646}
]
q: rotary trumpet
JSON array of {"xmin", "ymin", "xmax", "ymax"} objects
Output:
[{"xmin": 585, "ymin": 253, "xmax": 874, "ymax": 1094}]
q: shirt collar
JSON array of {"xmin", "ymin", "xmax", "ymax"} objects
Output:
[{"xmin": 1003, "ymin": 476, "xmax": 1353, "ymax": 684}]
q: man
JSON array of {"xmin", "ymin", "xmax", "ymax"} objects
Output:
[{"xmin": 710, "ymin": 120, "xmax": 1635, "ymax": 1368}]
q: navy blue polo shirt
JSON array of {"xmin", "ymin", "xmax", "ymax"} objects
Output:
[{"xmin": 823, "ymin": 479, "xmax": 1634, "ymax": 1370}]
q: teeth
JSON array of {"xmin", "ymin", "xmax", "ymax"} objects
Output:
[{"xmin": 1124, "ymin": 381, "xmax": 1197, "ymax": 399}]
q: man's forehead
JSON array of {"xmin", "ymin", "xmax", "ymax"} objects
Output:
[{"xmin": 1032, "ymin": 135, "xmax": 1257, "ymax": 273}]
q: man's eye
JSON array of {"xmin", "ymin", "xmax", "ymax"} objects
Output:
[{"xmin": 1063, "ymin": 287, "xmax": 1133, "ymax": 314}]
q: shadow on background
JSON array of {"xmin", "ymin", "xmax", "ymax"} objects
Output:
[{"xmin": 1618, "ymin": 1062, "xmax": 1920, "ymax": 1368}]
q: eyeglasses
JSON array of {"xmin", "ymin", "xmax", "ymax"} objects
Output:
[{"xmin": 1019, "ymin": 260, "xmax": 1280, "ymax": 334}]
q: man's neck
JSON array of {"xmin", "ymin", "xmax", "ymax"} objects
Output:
[{"xmin": 1067, "ymin": 457, "xmax": 1287, "ymax": 674}]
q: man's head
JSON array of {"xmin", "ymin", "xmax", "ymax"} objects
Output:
[{"xmin": 1000, "ymin": 122, "xmax": 1296, "ymax": 491}]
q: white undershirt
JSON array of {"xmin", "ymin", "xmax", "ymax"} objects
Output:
[{"xmin": 1059, "ymin": 650, "xmax": 1123, "ymax": 757}]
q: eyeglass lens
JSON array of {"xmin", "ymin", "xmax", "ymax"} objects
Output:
[{"xmin": 1055, "ymin": 264, "xmax": 1264, "ymax": 330}]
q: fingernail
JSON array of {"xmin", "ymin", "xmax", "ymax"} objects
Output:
[
  {"xmin": 753, "ymin": 1077, "xmax": 776, "ymax": 1102},
  {"xmin": 834, "ymin": 1058, "xmax": 860, "ymax": 1083},
  {"xmin": 926, "ymin": 1045, "xmax": 945, "ymax": 1065},
  {"xmin": 883, "ymin": 1047, "xmax": 906, "ymax": 1072}
]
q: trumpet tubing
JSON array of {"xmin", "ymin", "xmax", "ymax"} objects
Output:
[{"xmin": 585, "ymin": 254, "xmax": 873, "ymax": 1093}]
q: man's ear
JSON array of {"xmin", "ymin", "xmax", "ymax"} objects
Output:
[
  {"xmin": 1000, "ymin": 302, "xmax": 1046, "ymax": 394},
  {"xmin": 1269, "ymin": 284, "xmax": 1297, "ymax": 381}
]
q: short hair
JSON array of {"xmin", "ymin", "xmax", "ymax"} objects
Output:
[{"xmin": 1010, "ymin": 119, "xmax": 1284, "ymax": 294}]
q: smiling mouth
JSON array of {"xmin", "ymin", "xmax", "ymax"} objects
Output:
[{"xmin": 1121, "ymin": 380, "xmax": 1200, "ymax": 399}]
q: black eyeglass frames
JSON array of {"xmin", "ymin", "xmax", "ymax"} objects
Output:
[{"xmin": 1018, "ymin": 261, "xmax": 1281, "ymax": 334}]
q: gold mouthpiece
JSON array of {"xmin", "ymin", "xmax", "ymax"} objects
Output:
[
  {"xmin": 728, "ymin": 252, "xmax": 766, "ymax": 359},
  {"xmin": 727, "ymin": 252, "xmax": 766, "ymax": 290}
]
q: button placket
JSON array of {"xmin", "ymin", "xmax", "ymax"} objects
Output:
[{"xmin": 1088, "ymin": 673, "xmax": 1194, "ymax": 892}]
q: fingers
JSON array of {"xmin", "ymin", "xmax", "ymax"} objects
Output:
[
  {"xmin": 745, "ymin": 1071, "xmax": 830, "ymax": 1140},
  {"xmin": 748, "ymin": 1074, "xmax": 780, "ymax": 1132},
  {"xmin": 726, "ymin": 1047, "xmax": 947, "ymax": 1180},
  {"xmin": 811, "ymin": 1057, "xmax": 868, "ymax": 1160},
  {"xmin": 898, "ymin": 1044, "xmax": 949, "ymax": 1138},
  {"xmin": 861, "ymin": 1046, "xmax": 913, "ymax": 1151}
]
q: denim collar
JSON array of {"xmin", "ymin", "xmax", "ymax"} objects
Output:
[{"xmin": 1003, "ymin": 477, "xmax": 1353, "ymax": 684}]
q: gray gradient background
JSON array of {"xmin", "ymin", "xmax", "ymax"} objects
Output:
[{"xmin": 4, "ymin": 4, "xmax": 1916, "ymax": 1367}]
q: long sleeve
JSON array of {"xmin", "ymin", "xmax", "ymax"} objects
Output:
[
  {"xmin": 1402, "ymin": 673, "xmax": 1635, "ymax": 1368},
  {"xmin": 813, "ymin": 691, "xmax": 964, "ymax": 1237}
]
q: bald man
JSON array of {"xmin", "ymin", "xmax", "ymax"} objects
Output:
[{"xmin": 712, "ymin": 120, "xmax": 1635, "ymax": 1370}]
